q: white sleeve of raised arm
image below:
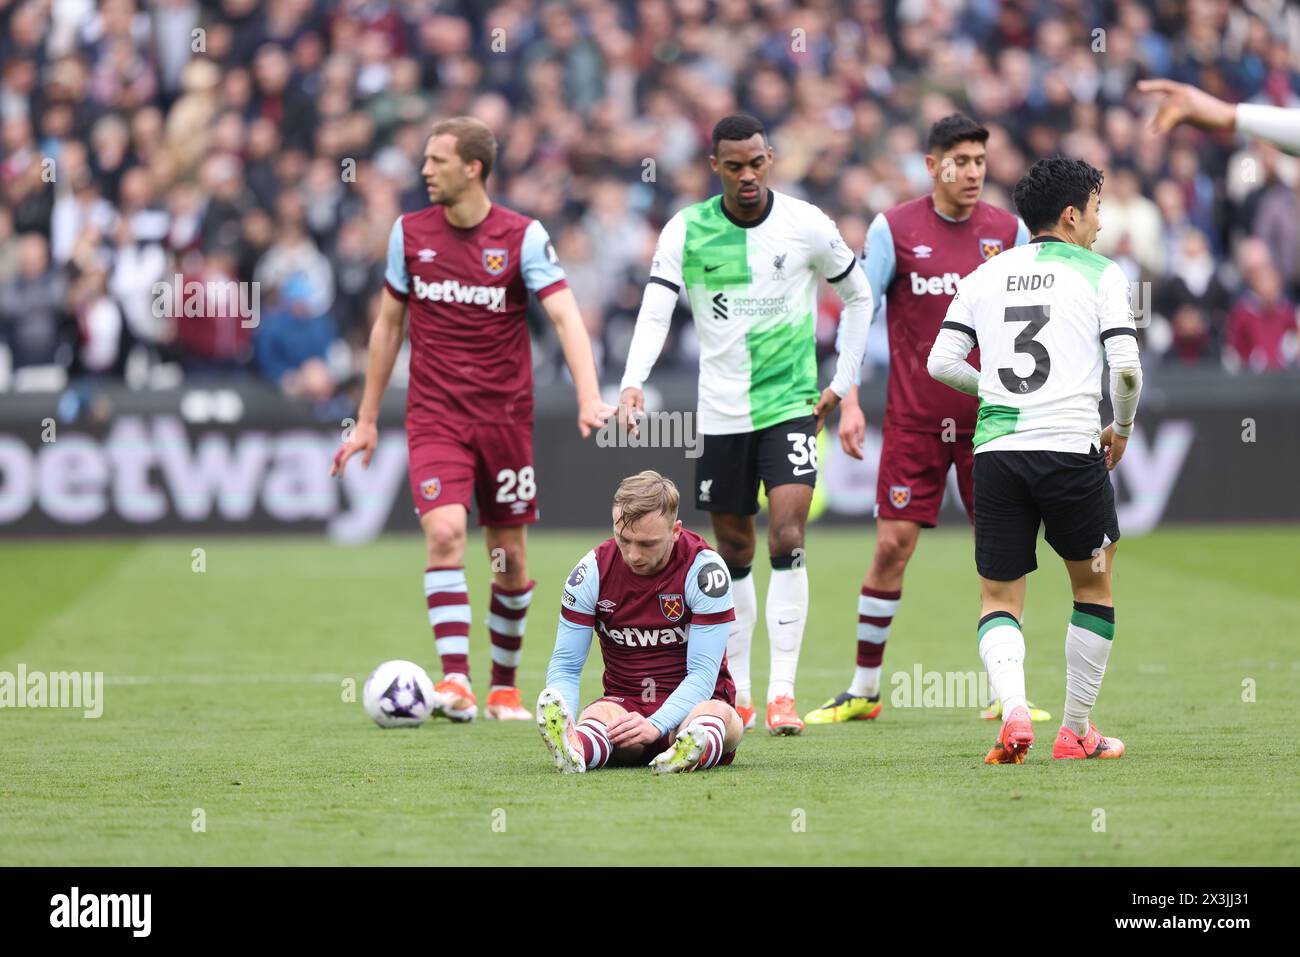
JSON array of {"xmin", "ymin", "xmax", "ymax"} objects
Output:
[
  {"xmin": 1236, "ymin": 103, "xmax": 1300, "ymax": 153},
  {"xmin": 828, "ymin": 265, "xmax": 873, "ymax": 397},
  {"xmin": 1104, "ymin": 333, "xmax": 1143, "ymax": 437},
  {"xmin": 619, "ymin": 281, "xmax": 677, "ymax": 392}
]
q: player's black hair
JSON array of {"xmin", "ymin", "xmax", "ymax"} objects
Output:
[
  {"xmin": 926, "ymin": 113, "xmax": 989, "ymax": 154},
  {"xmin": 711, "ymin": 113, "xmax": 767, "ymax": 155},
  {"xmin": 1013, "ymin": 157, "xmax": 1105, "ymax": 235}
]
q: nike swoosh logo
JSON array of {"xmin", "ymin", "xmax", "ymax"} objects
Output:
[
  {"xmin": 792, "ymin": 467, "xmax": 816, "ymax": 476},
  {"xmin": 704, "ymin": 264, "xmax": 722, "ymax": 272},
  {"xmin": 778, "ymin": 617, "xmax": 801, "ymax": 625}
]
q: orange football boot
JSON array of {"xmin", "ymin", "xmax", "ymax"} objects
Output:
[
  {"xmin": 984, "ymin": 705, "xmax": 1034, "ymax": 764},
  {"xmin": 433, "ymin": 673, "xmax": 477, "ymax": 722},
  {"xmin": 736, "ymin": 702, "xmax": 757, "ymax": 731},
  {"xmin": 485, "ymin": 686, "xmax": 531, "ymax": 720},
  {"xmin": 766, "ymin": 695, "xmax": 804, "ymax": 736},
  {"xmin": 1051, "ymin": 723, "xmax": 1125, "ymax": 759}
]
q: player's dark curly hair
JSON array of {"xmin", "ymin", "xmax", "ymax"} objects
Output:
[
  {"xmin": 927, "ymin": 113, "xmax": 988, "ymax": 154},
  {"xmin": 711, "ymin": 113, "xmax": 767, "ymax": 154},
  {"xmin": 1014, "ymin": 157, "xmax": 1105, "ymax": 235}
]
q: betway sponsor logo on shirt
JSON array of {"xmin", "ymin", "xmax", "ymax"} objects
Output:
[
  {"xmin": 598, "ymin": 620, "xmax": 689, "ymax": 647},
  {"xmin": 411, "ymin": 275, "xmax": 507, "ymax": 312},
  {"xmin": 910, "ymin": 272, "xmax": 962, "ymax": 296}
]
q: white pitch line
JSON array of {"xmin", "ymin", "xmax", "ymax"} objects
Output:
[{"xmin": 104, "ymin": 674, "xmax": 350, "ymax": 686}]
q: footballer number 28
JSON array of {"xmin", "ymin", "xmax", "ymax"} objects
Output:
[{"xmin": 496, "ymin": 466, "xmax": 536, "ymax": 503}]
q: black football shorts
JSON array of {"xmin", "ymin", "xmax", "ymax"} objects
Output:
[
  {"xmin": 973, "ymin": 446, "xmax": 1120, "ymax": 581},
  {"xmin": 694, "ymin": 415, "xmax": 818, "ymax": 515}
]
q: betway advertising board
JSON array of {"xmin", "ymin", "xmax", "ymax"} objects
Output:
[{"xmin": 0, "ymin": 376, "xmax": 1296, "ymax": 540}]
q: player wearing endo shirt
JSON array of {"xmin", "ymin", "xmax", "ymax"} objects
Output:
[
  {"xmin": 809, "ymin": 114, "xmax": 1041, "ymax": 727},
  {"xmin": 927, "ymin": 157, "xmax": 1143, "ymax": 764},
  {"xmin": 537, "ymin": 472, "xmax": 744, "ymax": 775},
  {"xmin": 332, "ymin": 116, "xmax": 611, "ymax": 724}
]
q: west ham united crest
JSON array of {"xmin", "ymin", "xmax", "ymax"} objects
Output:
[
  {"xmin": 658, "ymin": 593, "xmax": 684, "ymax": 622},
  {"xmin": 482, "ymin": 248, "xmax": 508, "ymax": 275},
  {"xmin": 420, "ymin": 477, "xmax": 442, "ymax": 501},
  {"xmin": 979, "ymin": 237, "xmax": 1004, "ymax": 260},
  {"xmin": 889, "ymin": 485, "xmax": 911, "ymax": 508}
]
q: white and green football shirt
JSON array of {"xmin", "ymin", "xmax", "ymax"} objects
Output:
[
  {"xmin": 647, "ymin": 190, "xmax": 858, "ymax": 435},
  {"xmin": 941, "ymin": 238, "xmax": 1137, "ymax": 453}
]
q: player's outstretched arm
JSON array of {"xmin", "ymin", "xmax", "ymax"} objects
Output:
[
  {"xmin": 540, "ymin": 287, "xmax": 614, "ymax": 438},
  {"xmin": 1139, "ymin": 79, "xmax": 1300, "ymax": 151},
  {"xmin": 1137, "ymin": 78, "xmax": 1237, "ymax": 134},
  {"xmin": 331, "ymin": 288, "xmax": 406, "ymax": 477}
]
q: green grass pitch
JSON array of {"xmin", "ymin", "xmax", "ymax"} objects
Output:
[{"xmin": 2, "ymin": 526, "xmax": 1297, "ymax": 866}]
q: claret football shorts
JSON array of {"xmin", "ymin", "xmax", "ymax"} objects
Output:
[{"xmin": 407, "ymin": 422, "xmax": 538, "ymax": 526}]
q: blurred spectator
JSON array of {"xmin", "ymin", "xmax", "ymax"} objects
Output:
[
  {"xmin": 173, "ymin": 249, "xmax": 254, "ymax": 374},
  {"xmin": 255, "ymin": 272, "xmax": 338, "ymax": 401},
  {"xmin": 1093, "ymin": 166, "xmax": 1164, "ymax": 276},
  {"xmin": 0, "ymin": 235, "xmax": 70, "ymax": 369},
  {"xmin": 1224, "ymin": 240, "xmax": 1300, "ymax": 373},
  {"xmin": 1154, "ymin": 230, "xmax": 1230, "ymax": 365}
]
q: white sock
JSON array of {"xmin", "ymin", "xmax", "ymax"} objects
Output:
[
  {"xmin": 851, "ymin": 586, "xmax": 900, "ymax": 697},
  {"xmin": 978, "ymin": 614, "xmax": 1025, "ymax": 716},
  {"xmin": 766, "ymin": 562, "xmax": 808, "ymax": 701},
  {"xmin": 849, "ymin": 666, "xmax": 881, "ymax": 698},
  {"xmin": 726, "ymin": 569, "xmax": 757, "ymax": 707},
  {"xmin": 1064, "ymin": 604, "xmax": 1115, "ymax": 736}
]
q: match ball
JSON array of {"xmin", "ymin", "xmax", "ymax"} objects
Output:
[{"xmin": 363, "ymin": 660, "xmax": 436, "ymax": 728}]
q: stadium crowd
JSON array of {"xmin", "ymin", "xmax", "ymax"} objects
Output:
[{"xmin": 2, "ymin": 0, "xmax": 1300, "ymax": 401}]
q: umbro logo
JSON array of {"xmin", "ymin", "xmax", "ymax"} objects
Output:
[
  {"xmin": 913, "ymin": 244, "xmax": 932, "ymax": 259},
  {"xmin": 418, "ymin": 248, "xmax": 437, "ymax": 263}
]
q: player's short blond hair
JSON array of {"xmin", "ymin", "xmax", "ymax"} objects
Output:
[
  {"xmin": 429, "ymin": 116, "xmax": 497, "ymax": 181},
  {"xmin": 612, "ymin": 471, "xmax": 679, "ymax": 532}
]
